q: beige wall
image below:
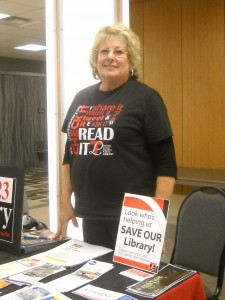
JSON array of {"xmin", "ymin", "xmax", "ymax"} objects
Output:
[
  {"xmin": 130, "ymin": 0, "xmax": 225, "ymax": 171},
  {"xmin": 0, "ymin": 57, "xmax": 46, "ymax": 74}
]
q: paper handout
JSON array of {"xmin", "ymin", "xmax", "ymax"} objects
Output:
[
  {"xmin": 33, "ymin": 238, "xmax": 113, "ymax": 267},
  {"xmin": 73, "ymin": 284, "xmax": 137, "ymax": 300},
  {"xmin": 47, "ymin": 259, "xmax": 114, "ymax": 292}
]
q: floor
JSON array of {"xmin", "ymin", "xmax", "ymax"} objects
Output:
[
  {"xmin": 24, "ymin": 166, "xmax": 49, "ymax": 228},
  {"xmin": 24, "ymin": 166, "xmax": 225, "ymax": 299}
]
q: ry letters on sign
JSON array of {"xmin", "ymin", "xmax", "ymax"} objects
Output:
[{"xmin": 0, "ymin": 167, "xmax": 24, "ymax": 254}]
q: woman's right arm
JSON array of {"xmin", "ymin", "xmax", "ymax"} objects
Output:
[{"xmin": 53, "ymin": 163, "xmax": 78, "ymax": 239}]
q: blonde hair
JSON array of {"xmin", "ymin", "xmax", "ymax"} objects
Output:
[{"xmin": 89, "ymin": 24, "xmax": 142, "ymax": 79}]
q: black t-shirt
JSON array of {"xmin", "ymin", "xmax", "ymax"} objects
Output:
[{"xmin": 62, "ymin": 78, "xmax": 175, "ymax": 220}]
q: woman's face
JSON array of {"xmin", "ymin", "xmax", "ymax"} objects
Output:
[{"xmin": 95, "ymin": 37, "xmax": 131, "ymax": 88}]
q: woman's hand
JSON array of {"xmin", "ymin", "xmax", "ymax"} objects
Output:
[
  {"xmin": 53, "ymin": 163, "xmax": 78, "ymax": 240},
  {"xmin": 53, "ymin": 202, "xmax": 78, "ymax": 240}
]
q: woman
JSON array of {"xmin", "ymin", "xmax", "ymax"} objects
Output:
[{"xmin": 53, "ymin": 24, "xmax": 177, "ymax": 249}]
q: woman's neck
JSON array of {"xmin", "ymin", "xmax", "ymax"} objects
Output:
[{"xmin": 99, "ymin": 77, "xmax": 129, "ymax": 91}]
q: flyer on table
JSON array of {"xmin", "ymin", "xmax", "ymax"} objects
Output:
[{"xmin": 113, "ymin": 193, "xmax": 170, "ymax": 274}]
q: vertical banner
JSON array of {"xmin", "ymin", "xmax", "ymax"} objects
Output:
[{"xmin": 113, "ymin": 193, "xmax": 170, "ymax": 274}]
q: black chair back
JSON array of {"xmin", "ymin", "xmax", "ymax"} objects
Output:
[{"xmin": 171, "ymin": 186, "xmax": 225, "ymax": 299}]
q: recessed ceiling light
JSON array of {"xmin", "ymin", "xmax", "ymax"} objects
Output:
[
  {"xmin": 0, "ymin": 15, "xmax": 41, "ymax": 27},
  {"xmin": 14, "ymin": 44, "xmax": 46, "ymax": 51},
  {"xmin": 0, "ymin": 13, "xmax": 10, "ymax": 20}
]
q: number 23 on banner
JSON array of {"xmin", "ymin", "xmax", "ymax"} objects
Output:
[{"xmin": 0, "ymin": 177, "xmax": 14, "ymax": 204}]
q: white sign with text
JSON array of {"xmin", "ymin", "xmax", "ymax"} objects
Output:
[{"xmin": 113, "ymin": 193, "xmax": 170, "ymax": 274}]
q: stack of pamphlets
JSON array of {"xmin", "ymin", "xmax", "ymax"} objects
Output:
[
  {"xmin": 46, "ymin": 259, "xmax": 114, "ymax": 292},
  {"xmin": 6, "ymin": 262, "xmax": 65, "ymax": 286},
  {"xmin": 126, "ymin": 263, "xmax": 196, "ymax": 298},
  {"xmin": 0, "ymin": 239, "xmax": 113, "ymax": 296},
  {"xmin": 0, "ymin": 282, "xmax": 71, "ymax": 300},
  {"xmin": 0, "ymin": 258, "xmax": 41, "ymax": 279},
  {"xmin": 0, "ymin": 256, "xmax": 65, "ymax": 287}
]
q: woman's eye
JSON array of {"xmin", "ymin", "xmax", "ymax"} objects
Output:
[
  {"xmin": 100, "ymin": 49, "xmax": 110, "ymax": 55},
  {"xmin": 114, "ymin": 50, "xmax": 124, "ymax": 56}
]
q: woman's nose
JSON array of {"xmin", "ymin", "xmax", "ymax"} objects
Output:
[{"xmin": 107, "ymin": 50, "xmax": 114, "ymax": 58}]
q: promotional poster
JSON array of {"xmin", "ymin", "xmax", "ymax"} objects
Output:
[{"xmin": 113, "ymin": 193, "xmax": 170, "ymax": 274}]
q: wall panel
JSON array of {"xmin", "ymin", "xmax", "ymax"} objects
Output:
[
  {"xmin": 182, "ymin": 0, "xmax": 225, "ymax": 169},
  {"xmin": 130, "ymin": 0, "xmax": 183, "ymax": 165},
  {"xmin": 130, "ymin": 0, "xmax": 225, "ymax": 170}
]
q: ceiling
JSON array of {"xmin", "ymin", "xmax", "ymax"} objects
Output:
[{"xmin": 0, "ymin": 0, "xmax": 45, "ymax": 61}]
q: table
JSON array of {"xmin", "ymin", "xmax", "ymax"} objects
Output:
[
  {"xmin": 156, "ymin": 273, "xmax": 206, "ymax": 300},
  {"xmin": 0, "ymin": 250, "xmax": 206, "ymax": 300},
  {"xmin": 176, "ymin": 167, "xmax": 225, "ymax": 189}
]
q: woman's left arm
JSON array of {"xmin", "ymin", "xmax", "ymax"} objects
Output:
[{"xmin": 149, "ymin": 137, "xmax": 177, "ymax": 199}]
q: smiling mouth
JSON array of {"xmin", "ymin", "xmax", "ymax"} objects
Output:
[{"xmin": 104, "ymin": 65, "xmax": 117, "ymax": 69}]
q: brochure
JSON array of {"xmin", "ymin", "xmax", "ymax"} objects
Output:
[
  {"xmin": 47, "ymin": 259, "xmax": 114, "ymax": 292},
  {"xmin": 0, "ymin": 282, "xmax": 71, "ymax": 300},
  {"xmin": 33, "ymin": 238, "xmax": 113, "ymax": 267},
  {"xmin": 6, "ymin": 262, "xmax": 65, "ymax": 286},
  {"xmin": 0, "ymin": 258, "xmax": 43, "ymax": 279},
  {"xmin": 0, "ymin": 257, "xmax": 49, "ymax": 284},
  {"xmin": 0, "ymin": 278, "xmax": 11, "ymax": 289},
  {"xmin": 72, "ymin": 284, "xmax": 137, "ymax": 300},
  {"xmin": 120, "ymin": 268, "xmax": 153, "ymax": 281},
  {"xmin": 114, "ymin": 193, "xmax": 170, "ymax": 273},
  {"xmin": 126, "ymin": 263, "xmax": 196, "ymax": 298}
]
